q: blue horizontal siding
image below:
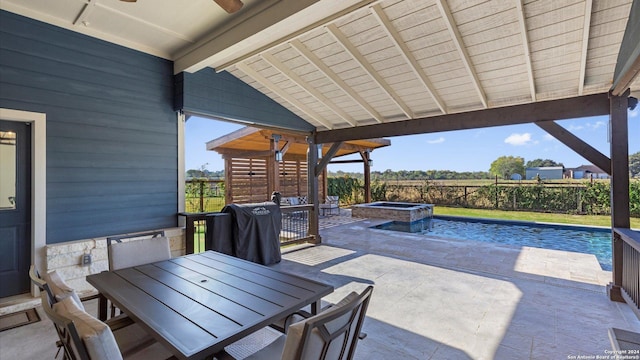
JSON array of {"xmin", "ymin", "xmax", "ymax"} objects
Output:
[
  {"xmin": 177, "ymin": 70, "xmax": 315, "ymax": 132},
  {"xmin": 0, "ymin": 10, "xmax": 178, "ymax": 243}
]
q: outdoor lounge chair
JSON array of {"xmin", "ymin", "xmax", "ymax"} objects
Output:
[
  {"xmin": 283, "ymin": 196, "xmax": 307, "ymax": 220},
  {"xmin": 319, "ymin": 196, "xmax": 340, "ymax": 216},
  {"xmin": 39, "ymin": 291, "xmax": 177, "ymax": 360},
  {"xmin": 242, "ymin": 286, "xmax": 373, "ymax": 360}
]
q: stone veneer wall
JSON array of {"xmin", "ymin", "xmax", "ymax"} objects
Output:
[{"xmin": 45, "ymin": 227, "xmax": 185, "ymax": 296}]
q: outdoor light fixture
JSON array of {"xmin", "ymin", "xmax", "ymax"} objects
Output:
[
  {"xmin": 368, "ymin": 158, "xmax": 373, "ymax": 167},
  {"xmin": 629, "ymin": 97, "xmax": 638, "ymax": 111},
  {"xmin": 273, "ymin": 134, "xmax": 282, "ymax": 162}
]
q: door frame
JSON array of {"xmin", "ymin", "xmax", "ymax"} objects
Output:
[{"xmin": 0, "ymin": 108, "xmax": 46, "ymax": 297}]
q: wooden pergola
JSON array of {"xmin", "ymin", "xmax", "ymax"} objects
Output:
[{"xmin": 206, "ymin": 126, "xmax": 390, "ymax": 204}]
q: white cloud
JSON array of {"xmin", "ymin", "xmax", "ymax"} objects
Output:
[
  {"xmin": 426, "ymin": 136, "xmax": 445, "ymax": 144},
  {"xmin": 504, "ymin": 133, "xmax": 533, "ymax": 146},
  {"xmin": 588, "ymin": 121, "xmax": 606, "ymax": 129},
  {"xmin": 543, "ymin": 133, "xmax": 555, "ymax": 141},
  {"xmin": 567, "ymin": 124, "xmax": 584, "ymax": 131}
]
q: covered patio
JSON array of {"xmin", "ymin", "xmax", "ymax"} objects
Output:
[
  {"xmin": 2, "ymin": 216, "xmax": 638, "ymax": 359},
  {"xmin": 1, "ymin": 0, "xmax": 640, "ymax": 357}
]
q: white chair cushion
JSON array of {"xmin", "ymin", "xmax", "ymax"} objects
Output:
[
  {"xmin": 281, "ymin": 292, "xmax": 359, "ymax": 360},
  {"xmin": 109, "ymin": 236, "xmax": 171, "ymax": 270},
  {"xmin": 53, "ymin": 297, "xmax": 123, "ymax": 360},
  {"xmin": 42, "ymin": 270, "xmax": 85, "ymax": 311}
]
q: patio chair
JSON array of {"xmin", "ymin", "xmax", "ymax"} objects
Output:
[
  {"xmin": 319, "ymin": 196, "xmax": 340, "ymax": 216},
  {"xmin": 107, "ymin": 234, "xmax": 171, "ymax": 271},
  {"xmin": 107, "ymin": 233, "xmax": 171, "ymax": 317},
  {"xmin": 32, "ymin": 265, "xmax": 135, "ymax": 326},
  {"xmin": 243, "ymin": 286, "xmax": 373, "ymax": 360},
  {"xmin": 39, "ymin": 291, "xmax": 177, "ymax": 360},
  {"xmin": 283, "ymin": 196, "xmax": 306, "ymax": 220},
  {"xmin": 28, "ymin": 265, "xmax": 55, "ymax": 304}
]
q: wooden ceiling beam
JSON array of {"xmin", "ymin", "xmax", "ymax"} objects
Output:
[
  {"xmin": 235, "ymin": 62, "xmax": 335, "ymax": 129},
  {"xmin": 326, "ymin": 23, "xmax": 415, "ymax": 119},
  {"xmin": 290, "ymin": 39, "xmax": 384, "ymax": 123},
  {"xmin": 515, "ymin": 0, "xmax": 536, "ymax": 101},
  {"xmin": 315, "ymin": 141, "xmax": 343, "ymax": 176},
  {"xmin": 578, "ymin": 0, "xmax": 593, "ymax": 95},
  {"xmin": 261, "ymin": 52, "xmax": 358, "ymax": 126},
  {"xmin": 370, "ymin": 4, "xmax": 446, "ymax": 114},
  {"xmin": 315, "ymin": 93, "xmax": 609, "ymax": 143},
  {"xmin": 535, "ymin": 120, "xmax": 610, "ymax": 175},
  {"xmin": 435, "ymin": 0, "xmax": 487, "ymax": 108}
]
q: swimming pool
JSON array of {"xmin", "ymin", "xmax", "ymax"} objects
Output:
[{"xmin": 373, "ymin": 216, "xmax": 612, "ymax": 271}]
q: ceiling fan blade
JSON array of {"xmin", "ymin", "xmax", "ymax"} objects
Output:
[
  {"xmin": 119, "ymin": 0, "xmax": 137, "ymax": 2},
  {"xmin": 214, "ymin": 0, "xmax": 244, "ymax": 14}
]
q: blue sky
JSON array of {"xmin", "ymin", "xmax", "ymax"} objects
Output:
[{"xmin": 185, "ymin": 109, "xmax": 640, "ymax": 173}]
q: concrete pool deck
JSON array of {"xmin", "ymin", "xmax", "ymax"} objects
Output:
[
  {"xmin": 272, "ymin": 214, "xmax": 639, "ymax": 359},
  {"xmin": 2, "ymin": 212, "xmax": 638, "ymax": 359}
]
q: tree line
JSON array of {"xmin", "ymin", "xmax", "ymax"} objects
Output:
[{"xmin": 186, "ymin": 151, "xmax": 640, "ymax": 180}]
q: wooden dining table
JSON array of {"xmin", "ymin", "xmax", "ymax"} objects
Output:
[{"xmin": 86, "ymin": 250, "xmax": 334, "ymax": 360}]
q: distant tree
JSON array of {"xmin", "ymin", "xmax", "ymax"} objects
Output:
[
  {"xmin": 525, "ymin": 158, "xmax": 564, "ymax": 168},
  {"xmin": 186, "ymin": 169, "xmax": 207, "ymax": 179},
  {"xmin": 490, "ymin": 156, "xmax": 525, "ymax": 179},
  {"xmin": 630, "ymin": 151, "xmax": 640, "ymax": 178}
]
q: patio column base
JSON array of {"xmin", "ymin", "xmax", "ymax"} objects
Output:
[
  {"xmin": 607, "ymin": 283, "xmax": 625, "ymax": 303},
  {"xmin": 311, "ymin": 235, "xmax": 321, "ymax": 245}
]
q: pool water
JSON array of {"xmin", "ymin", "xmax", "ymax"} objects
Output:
[{"xmin": 373, "ymin": 216, "xmax": 612, "ymax": 271}]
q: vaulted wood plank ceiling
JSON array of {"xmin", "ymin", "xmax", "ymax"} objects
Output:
[
  {"xmin": 3, "ymin": 0, "xmax": 638, "ymax": 133},
  {"xmin": 224, "ymin": 0, "xmax": 638, "ymax": 131}
]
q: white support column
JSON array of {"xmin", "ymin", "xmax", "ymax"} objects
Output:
[{"xmin": 177, "ymin": 111, "xmax": 186, "ymax": 227}]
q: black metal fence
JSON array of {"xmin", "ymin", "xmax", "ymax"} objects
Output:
[
  {"xmin": 185, "ymin": 179, "xmax": 225, "ymax": 213},
  {"xmin": 280, "ymin": 205, "xmax": 313, "ymax": 246}
]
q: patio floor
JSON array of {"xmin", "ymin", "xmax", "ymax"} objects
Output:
[{"xmin": 2, "ymin": 212, "xmax": 639, "ymax": 359}]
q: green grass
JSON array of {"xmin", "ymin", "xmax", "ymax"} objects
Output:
[{"xmin": 434, "ymin": 206, "xmax": 640, "ymax": 229}]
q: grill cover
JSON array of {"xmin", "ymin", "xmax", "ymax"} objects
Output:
[
  {"xmin": 205, "ymin": 213, "xmax": 233, "ymax": 256},
  {"xmin": 222, "ymin": 202, "xmax": 282, "ymax": 265}
]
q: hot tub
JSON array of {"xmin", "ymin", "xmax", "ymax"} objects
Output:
[{"xmin": 352, "ymin": 202, "xmax": 433, "ymax": 222}]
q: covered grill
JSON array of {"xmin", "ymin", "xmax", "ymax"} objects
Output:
[{"xmin": 220, "ymin": 202, "xmax": 282, "ymax": 265}]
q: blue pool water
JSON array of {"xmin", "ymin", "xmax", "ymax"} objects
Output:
[{"xmin": 373, "ymin": 216, "xmax": 612, "ymax": 271}]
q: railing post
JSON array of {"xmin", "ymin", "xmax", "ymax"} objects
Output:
[
  {"xmin": 185, "ymin": 215, "xmax": 195, "ymax": 255},
  {"xmin": 199, "ymin": 181, "xmax": 205, "ymax": 212}
]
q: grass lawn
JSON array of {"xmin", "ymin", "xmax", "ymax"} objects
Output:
[{"xmin": 434, "ymin": 206, "xmax": 640, "ymax": 229}]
